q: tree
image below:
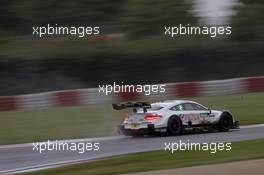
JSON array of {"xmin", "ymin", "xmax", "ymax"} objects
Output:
[
  {"xmin": 122, "ymin": 0, "xmax": 197, "ymax": 36},
  {"xmin": 231, "ymin": 0, "xmax": 264, "ymax": 41}
]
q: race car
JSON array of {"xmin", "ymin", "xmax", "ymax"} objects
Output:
[{"xmin": 113, "ymin": 100, "xmax": 239, "ymax": 136}]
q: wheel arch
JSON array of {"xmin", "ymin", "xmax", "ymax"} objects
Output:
[{"xmin": 220, "ymin": 110, "xmax": 234, "ymax": 127}]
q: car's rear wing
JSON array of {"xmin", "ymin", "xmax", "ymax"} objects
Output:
[{"xmin": 112, "ymin": 102, "xmax": 151, "ymax": 112}]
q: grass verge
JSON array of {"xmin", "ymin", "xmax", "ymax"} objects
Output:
[{"xmin": 22, "ymin": 139, "xmax": 264, "ymax": 175}]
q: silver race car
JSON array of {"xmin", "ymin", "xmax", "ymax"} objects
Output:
[{"xmin": 113, "ymin": 100, "xmax": 239, "ymax": 136}]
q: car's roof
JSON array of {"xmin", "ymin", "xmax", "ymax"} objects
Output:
[{"xmin": 151, "ymin": 100, "xmax": 198, "ymax": 107}]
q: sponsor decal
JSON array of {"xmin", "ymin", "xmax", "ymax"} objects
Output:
[{"xmin": 179, "ymin": 114, "xmax": 200, "ymax": 121}]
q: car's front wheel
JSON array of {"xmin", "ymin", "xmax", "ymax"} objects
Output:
[
  {"xmin": 217, "ymin": 113, "xmax": 232, "ymax": 132},
  {"xmin": 167, "ymin": 116, "xmax": 183, "ymax": 136}
]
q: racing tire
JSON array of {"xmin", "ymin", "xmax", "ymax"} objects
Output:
[
  {"xmin": 217, "ymin": 113, "xmax": 232, "ymax": 132},
  {"xmin": 167, "ymin": 116, "xmax": 183, "ymax": 136}
]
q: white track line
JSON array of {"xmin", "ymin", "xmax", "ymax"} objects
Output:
[
  {"xmin": 0, "ymin": 157, "xmax": 102, "ymax": 175},
  {"xmin": 240, "ymin": 124, "xmax": 264, "ymax": 129},
  {"xmin": 0, "ymin": 124, "xmax": 263, "ymax": 150}
]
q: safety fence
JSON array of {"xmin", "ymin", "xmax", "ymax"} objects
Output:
[{"xmin": 0, "ymin": 76, "xmax": 263, "ymax": 111}]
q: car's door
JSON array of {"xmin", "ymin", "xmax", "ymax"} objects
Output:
[
  {"xmin": 189, "ymin": 103, "xmax": 212, "ymax": 124},
  {"xmin": 170, "ymin": 103, "xmax": 210, "ymax": 125},
  {"xmin": 180, "ymin": 103, "xmax": 202, "ymax": 125},
  {"xmin": 170, "ymin": 103, "xmax": 200, "ymax": 125}
]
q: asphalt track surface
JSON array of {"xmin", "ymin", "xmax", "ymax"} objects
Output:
[{"xmin": 1, "ymin": 124, "xmax": 264, "ymax": 174}]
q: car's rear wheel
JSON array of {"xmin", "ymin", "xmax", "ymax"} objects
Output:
[
  {"xmin": 217, "ymin": 114, "xmax": 232, "ymax": 132},
  {"xmin": 167, "ymin": 116, "xmax": 183, "ymax": 136}
]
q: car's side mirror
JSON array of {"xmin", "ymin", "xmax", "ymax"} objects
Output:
[{"xmin": 208, "ymin": 107, "xmax": 212, "ymax": 114}]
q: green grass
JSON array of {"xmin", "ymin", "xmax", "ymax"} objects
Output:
[
  {"xmin": 23, "ymin": 139, "xmax": 264, "ymax": 175},
  {"xmin": 0, "ymin": 92, "xmax": 263, "ymax": 145}
]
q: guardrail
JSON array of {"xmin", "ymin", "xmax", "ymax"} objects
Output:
[{"xmin": 0, "ymin": 76, "xmax": 263, "ymax": 111}]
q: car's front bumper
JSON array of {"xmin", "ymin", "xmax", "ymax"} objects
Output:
[{"xmin": 232, "ymin": 121, "xmax": 240, "ymax": 129}]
